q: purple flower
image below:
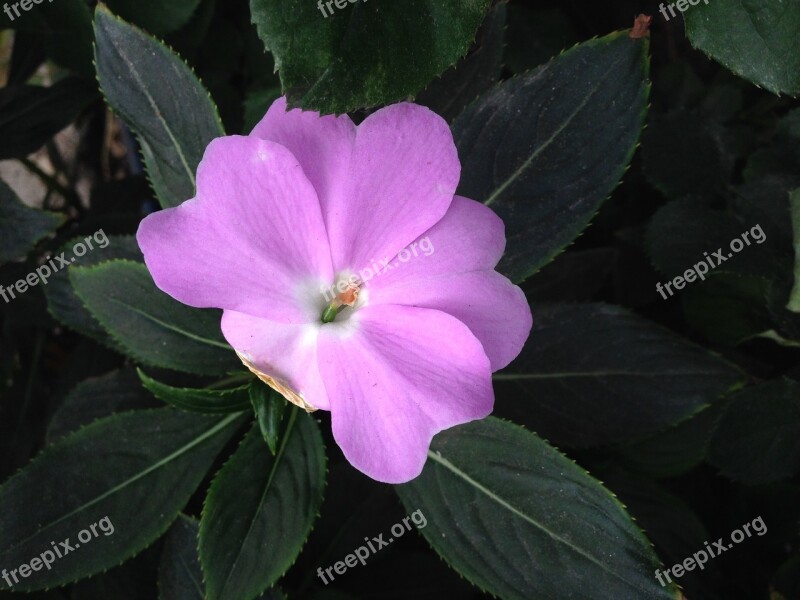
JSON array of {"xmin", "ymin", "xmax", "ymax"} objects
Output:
[{"xmin": 137, "ymin": 97, "xmax": 532, "ymax": 483}]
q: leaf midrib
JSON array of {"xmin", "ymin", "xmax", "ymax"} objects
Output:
[
  {"xmin": 0, "ymin": 412, "xmax": 240, "ymax": 559},
  {"xmin": 107, "ymin": 296, "xmax": 230, "ymax": 350},
  {"xmin": 217, "ymin": 408, "xmax": 299, "ymax": 597},
  {"xmin": 100, "ymin": 14, "xmax": 197, "ymax": 190},
  {"xmin": 483, "ymin": 50, "xmax": 626, "ymax": 207},
  {"xmin": 426, "ymin": 450, "xmax": 648, "ymax": 594}
]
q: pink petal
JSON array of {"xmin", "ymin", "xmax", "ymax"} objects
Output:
[
  {"xmin": 364, "ymin": 195, "xmax": 505, "ymax": 286},
  {"xmin": 336, "ymin": 104, "xmax": 460, "ymax": 270},
  {"xmin": 318, "ymin": 305, "xmax": 493, "ymax": 483},
  {"xmin": 253, "ymin": 98, "xmax": 460, "ymax": 272},
  {"xmin": 220, "ymin": 311, "xmax": 329, "ymax": 410},
  {"xmin": 366, "ymin": 197, "xmax": 531, "ymax": 371},
  {"xmin": 251, "ymin": 97, "xmax": 356, "ymax": 230},
  {"xmin": 137, "ymin": 136, "xmax": 333, "ymax": 323}
]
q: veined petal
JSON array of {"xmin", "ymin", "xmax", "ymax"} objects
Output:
[
  {"xmin": 251, "ymin": 96, "xmax": 356, "ymax": 231},
  {"xmin": 369, "ymin": 270, "xmax": 532, "ymax": 372},
  {"xmin": 137, "ymin": 136, "xmax": 333, "ymax": 323},
  {"xmin": 318, "ymin": 305, "xmax": 493, "ymax": 483},
  {"xmin": 221, "ymin": 310, "xmax": 329, "ymax": 410},
  {"xmin": 254, "ymin": 99, "xmax": 460, "ymax": 274},
  {"xmin": 334, "ymin": 103, "xmax": 461, "ymax": 271},
  {"xmin": 364, "ymin": 195, "xmax": 506, "ymax": 287},
  {"xmin": 365, "ymin": 196, "xmax": 530, "ymax": 370}
]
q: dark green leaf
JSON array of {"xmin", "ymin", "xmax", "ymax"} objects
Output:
[
  {"xmin": 0, "ymin": 180, "xmax": 64, "ymax": 263},
  {"xmin": 138, "ymin": 370, "xmax": 252, "ymax": 414},
  {"xmin": 395, "ymin": 417, "xmax": 680, "ymax": 600},
  {"xmin": 641, "ymin": 111, "xmax": 728, "ymax": 197},
  {"xmin": 525, "ymin": 247, "xmax": 617, "ymax": 302},
  {"xmin": 684, "ymin": 0, "xmax": 800, "ymax": 97},
  {"xmin": 249, "ymin": 384, "xmax": 286, "ymax": 454},
  {"xmin": 788, "ymin": 189, "xmax": 800, "ymax": 312},
  {"xmin": 682, "ymin": 272, "xmax": 772, "ymax": 346},
  {"xmin": 94, "ymin": 6, "xmax": 224, "ymax": 208},
  {"xmin": 494, "ymin": 303, "xmax": 744, "ymax": 447},
  {"xmin": 200, "ymin": 412, "xmax": 326, "ymax": 600},
  {"xmin": 8, "ymin": 31, "xmax": 45, "ymax": 85},
  {"xmin": 43, "ymin": 235, "xmax": 141, "ymax": 348},
  {"xmin": 8, "ymin": 0, "xmax": 94, "ymax": 78},
  {"xmin": 72, "ymin": 546, "xmax": 160, "ymax": 600},
  {"xmin": 454, "ymin": 31, "xmax": 650, "ymax": 282},
  {"xmin": 243, "ymin": 87, "xmax": 281, "ymax": 134},
  {"xmin": 105, "ymin": 0, "xmax": 202, "ymax": 35},
  {"xmin": 0, "ymin": 409, "xmax": 244, "ymax": 591},
  {"xmin": 415, "ymin": 3, "xmax": 506, "ymax": 123},
  {"xmin": 612, "ymin": 404, "xmax": 724, "ymax": 478},
  {"xmin": 598, "ymin": 473, "xmax": 715, "ymax": 600},
  {"xmin": 0, "ymin": 78, "xmax": 96, "ymax": 160},
  {"xmin": 249, "ymin": 0, "xmax": 491, "ymax": 114},
  {"xmin": 70, "ymin": 260, "xmax": 238, "ymax": 375},
  {"xmin": 503, "ymin": 4, "xmax": 580, "ymax": 74},
  {"xmin": 645, "ymin": 197, "xmax": 743, "ymax": 280},
  {"xmin": 158, "ymin": 515, "xmax": 205, "ymax": 600},
  {"xmin": 708, "ymin": 379, "xmax": 800, "ymax": 484},
  {"xmin": 46, "ymin": 369, "xmax": 160, "ymax": 443},
  {"xmin": 160, "ymin": 515, "xmax": 286, "ymax": 600}
]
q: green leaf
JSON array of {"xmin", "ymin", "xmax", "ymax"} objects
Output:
[
  {"xmin": 105, "ymin": 0, "xmax": 202, "ymax": 35},
  {"xmin": 612, "ymin": 404, "xmax": 724, "ymax": 478},
  {"xmin": 453, "ymin": 31, "xmax": 650, "ymax": 282},
  {"xmin": 597, "ymin": 473, "xmax": 714, "ymax": 599},
  {"xmin": 641, "ymin": 111, "xmax": 728, "ymax": 197},
  {"xmin": 138, "ymin": 370, "xmax": 252, "ymax": 414},
  {"xmin": 159, "ymin": 515, "xmax": 287, "ymax": 600},
  {"xmin": 8, "ymin": 0, "xmax": 94, "ymax": 78},
  {"xmin": 0, "ymin": 78, "xmax": 96, "ymax": 160},
  {"xmin": 7, "ymin": 30, "xmax": 45, "ymax": 85},
  {"xmin": 243, "ymin": 87, "xmax": 282, "ymax": 134},
  {"xmin": 415, "ymin": 2, "xmax": 506, "ymax": 123},
  {"xmin": 494, "ymin": 303, "xmax": 744, "ymax": 448},
  {"xmin": 94, "ymin": 6, "xmax": 224, "ymax": 208},
  {"xmin": 200, "ymin": 411, "xmax": 326, "ymax": 600},
  {"xmin": 0, "ymin": 179, "xmax": 64, "ymax": 263},
  {"xmin": 159, "ymin": 515, "xmax": 205, "ymax": 600},
  {"xmin": 682, "ymin": 272, "xmax": 773, "ymax": 346},
  {"xmin": 0, "ymin": 409, "xmax": 244, "ymax": 591},
  {"xmin": 684, "ymin": 0, "xmax": 800, "ymax": 97},
  {"xmin": 249, "ymin": 384, "xmax": 286, "ymax": 455},
  {"xmin": 645, "ymin": 197, "xmax": 744, "ymax": 280},
  {"xmin": 47, "ymin": 369, "xmax": 160, "ymax": 443},
  {"xmin": 70, "ymin": 260, "xmax": 239, "ymax": 375},
  {"xmin": 43, "ymin": 234, "xmax": 141, "ymax": 348},
  {"xmin": 788, "ymin": 189, "xmax": 800, "ymax": 312},
  {"xmin": 395, "ymin": 417, "xmax": 680, "ymax": 600},
  {"xmin": 708, "ymin": 379, "xmax": 800, "ymax": 484},
  {"xmin": 249, "ymin": 0, "xmax": 491, "ymax": 114},
  {"xmin": 503, "ymin": 4, "xmax": 580, "ymax": 74}
]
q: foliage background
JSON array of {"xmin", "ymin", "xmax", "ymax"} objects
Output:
[{"xmin": 1, "ymin": 0, "xmax": 799, "ymax": 599}]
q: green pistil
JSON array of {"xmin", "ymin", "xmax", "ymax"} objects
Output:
[{"xmin": 321, "ymin": 302, "xmax": 343, "ymax": 324}]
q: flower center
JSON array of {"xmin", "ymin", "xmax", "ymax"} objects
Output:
[{"xmin": 321, "ymin": 282, "xmax": 360, "ymax": 323}]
